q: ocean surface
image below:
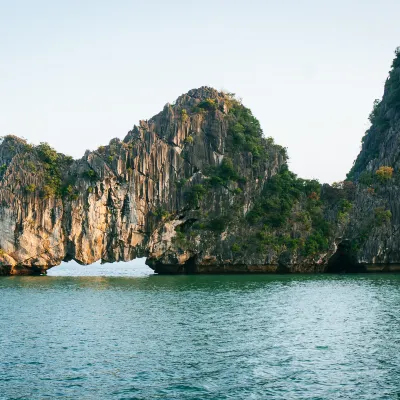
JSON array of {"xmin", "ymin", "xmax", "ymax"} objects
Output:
[{"xmin": 1, "ymin": 262, "xmax": 400, "ymax": 399}]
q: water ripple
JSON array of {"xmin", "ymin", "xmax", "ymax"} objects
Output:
[{"xmin": 1, "ymin": 274, "xmax": 400, "ymax": 399}]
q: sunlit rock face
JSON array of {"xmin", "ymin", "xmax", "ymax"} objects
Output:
[
  {"xmin": 0, "ymin": 87, "xmax": 301, "ymax": 275},
  {"xmin": 3, "ymin": 75, "xmax": 400, "ymax": 276}
]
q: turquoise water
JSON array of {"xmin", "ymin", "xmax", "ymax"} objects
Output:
[{"xmin": 1, "ymin": 271, "xmax": 400, "ymax": 399}]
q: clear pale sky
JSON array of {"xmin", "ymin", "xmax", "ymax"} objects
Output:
[{"xmin": 1, "ymin": 0, "xmax": 400, "ymax": 183}]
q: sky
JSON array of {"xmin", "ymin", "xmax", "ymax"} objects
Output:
[{"xmin": 1, "ymin": 0, "xmax": 400, "ymax": 183}]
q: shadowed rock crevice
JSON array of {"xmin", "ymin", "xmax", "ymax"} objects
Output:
[
  {"xmin": 146, "ymin": 256, "xmax": 197, "ymax": 275},
  {"xmin": 183, "ymin": 256, "xmax": 197, "ymax": 274},
  {"xmin": 148, "ymin": 261, "xmax": 184, "ymax": 275},
  {"xmin": 326, "ymin": 240, "xmax": 366, "ymax": 273}
]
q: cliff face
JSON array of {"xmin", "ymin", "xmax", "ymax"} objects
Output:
[
  {"xmin": 0, "ymin": 87, "xmax": 342, "ymax": 275},
  {"xmin": 342, "ymin": 49, "xmax": 400, "ymax": 269},
  {"xmin": 5, "ymin": 54, "xmax": 400, "ymax": 277}
]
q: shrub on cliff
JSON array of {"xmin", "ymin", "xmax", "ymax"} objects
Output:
[
  {"xmin": 42, "ymin": 185, "xmax": 56, "ymax": 198},
  {"xmin": 32, "ymin": 142, "xmax": 74, "ymax": 197},
  {"xmin": 82, "ymin": 169, "xmax": 99, "ymax": 181},
  {"xmin": 184, "ymin": 135, "xmax": 194, "ymax": 144},
  {"xmin": 208, "ymin": 216, "xmax": 229, "ymax": 232},
  {"xmin": 219, "ymin": 157, "xmax": 238, "ymax": 181},
  {"xmin": 376, "ymin": 166, "xmax": 394, "ymax": 181},
  {"xmin": 358, "ymin": 171, "xmax": 374, "ymax": 186},
  {"xmin": 374, "ymin": 207, "xmax": 392, "ymax": 225},
  {"xmin": 62, "ymin": 184, "xmax": 79, "ymax": 201},
  {"xmin": 36, "ymin": 142, "xmax": 58, "ymax": 164},
  {"xmin": 153, "ymin": 206, "xmax": 170, "ymax": 221},
  {"xmin": 227, "ymin": 103, "xmax": 267, "ymax": 160},
  {"xmin": 186, "ymin": 184, "xmax": 207, "ymax": 207},
  {"xmin": 303, "ymin": 232, "xmax": 329, "ymax": 256},
  {"xmin": 181, "ymin": 109, "xmax": 189, "ymax": 122},
  {"xmin": 197, "ymin": 98, "xmax": 217, "ymax": 111},
  {"xmin": 25, "ymin": 184, "xmax": 36, "ymax": 193},
  {"xmin": 204, "ymin": 157, "xmax": 242, "ymax": 186},
  {"xmin": 231, "ymin": 243, "xmax": 241, "ymax": 253}
]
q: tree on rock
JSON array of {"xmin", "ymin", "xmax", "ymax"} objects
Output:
[{"xmin": 376, "ymin": 166, "xmax": 394, "ymax": 181}]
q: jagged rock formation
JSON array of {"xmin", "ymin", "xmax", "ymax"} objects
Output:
[
  {"xmin": 342, "ymin": 48, "xmax": 400, "ymax": 270},
  {"xmin": 3, "ymin": 47, "xmax": 400, "ymax": 276},
  {"xmin": 0, "ymin": 87, "xmax": 342, "ymax": 275}
]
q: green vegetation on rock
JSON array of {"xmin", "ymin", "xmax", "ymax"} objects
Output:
[
  {"xmin": 348, "ymin": 48, "xmax": 400, "ymax": 180},
  {"xmin": 227, "ymin": 101, "xmax": 267, "ymax": 160},
  {"xmin": 153, "ymin": 206, "xmax": 171, "ymax": 221},
  {"xmin": 185, "ymin": 184, "xmax": 207, "ymax": 207},
  {"xmin": 374, "ymin": 207, "xmax": 392, "ymax": 225},
  {"xmin": 376, "ymin": 166, "xmax": 394, "ymax": 181},
  {"xmin": 32, "ymin": 142, "xmax": 74, "ymax": 198},
  {"xmin": 181, "ymin": 109, "xmax": 188, "ymax": 122},
  {"xmin": 82, "ymin": 169, "xmax": 99, "ymax": 181},
  {"xmin": 198, "ymin": 98, "xmax": 217, "ymax": 111},
  {"xmin": 25, "ymin": 184, "xmax": 36, "ymax": 193},
  {"xmin": 246, "ymin": 165, "xmax": 331, "ymax": 256},
  {"xmin": 204, "ymin": 157, "xmax": 242, "ymax": 186}
]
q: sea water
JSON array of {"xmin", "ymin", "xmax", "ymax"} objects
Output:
[{"xmin": 1, "ymin": 263, "xmax": 399, "ymax": 399}]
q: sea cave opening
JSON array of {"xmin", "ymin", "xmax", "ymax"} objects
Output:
[{"xmin": 326, "ymin": 240, "xmax": 366, "ymax": 273}]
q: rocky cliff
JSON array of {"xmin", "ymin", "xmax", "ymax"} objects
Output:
[
  {"xmin": 342, "ymin": 48, "xmax": 400, "ymax": 270},
  {"xmin": 3, "ymin": 48, "xmax": 400, "ymax": 276},
  {"xmin": 0, "ymin": 87, "xmax": 346, "ymax": 275}
]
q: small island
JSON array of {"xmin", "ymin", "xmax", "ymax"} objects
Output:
[{"xmin": 1, "ymin": 51, "xmax": 400, "ymax": 276}]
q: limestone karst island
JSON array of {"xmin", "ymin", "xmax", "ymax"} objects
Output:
[
  {"xmin": 2, "ymin": 52, "xmax": 400, "ymax": 276},
  {"xmin": 4, "ymin": 1, "xmax": 400, "ymax": 398}
]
